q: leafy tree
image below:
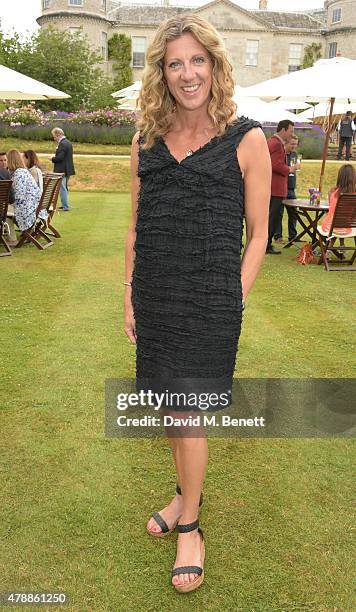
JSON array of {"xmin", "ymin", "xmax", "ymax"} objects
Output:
[
  {"xmin": 108, "ymin": 33, "xmax": 133, "ymax": 91},
  {"xmin": 302, "ymin": 42, "xmax": 322, "ymax": 69},
  {"xmin": 86, "ymin": 73, "xmax": 117, "ymax": 111},
  {"xmin": 0, "ymin": 27, "xmax": 115, "ymax": 111}
]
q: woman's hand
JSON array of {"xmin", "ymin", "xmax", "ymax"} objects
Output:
[{"xmin": 124, "ymin": 290, "xmax": 137, "ymax": 344}]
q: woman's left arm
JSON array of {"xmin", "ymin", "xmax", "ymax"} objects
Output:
[{"xmin": 237, "ymin": 127, "xmax": 271, "ymax": 302}]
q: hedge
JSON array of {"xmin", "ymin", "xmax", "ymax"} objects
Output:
[{"xmin": 0, "ymin": 122, "xmax": 136, "ymax": 146}]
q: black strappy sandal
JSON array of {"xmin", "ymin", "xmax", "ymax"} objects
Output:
[
  {"xmin": 146, "ymin": 484, "xmax": 203, "ymax": 538},
  {"xmin": 171, "ymin": 518, "xmax": 205, "ymax": 593}
]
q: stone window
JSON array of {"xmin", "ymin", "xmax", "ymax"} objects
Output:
[
  {"xmin": 328, "ymin": 42, "xmax": 338, "ymax": 58},
  {"xmin": 69, "ymin": 0, "xmax": 83, "ymax": 6},
  {"xmin": 132, "ymin": 37, "xmax": 146, "ymax": 68},
  {"xmin": 245, "ymin": 40, "xmax": 259, "ymax": 67},
  {"xmin": 288, "ymin": 43, "xmax": 303, "ymax": 73},
  {"xmin": 42, "ymin": 0, "xmax": 50, "ymax": 8},
  {"xmin": 332, "ymin": 8, "xmax": 342, "ymax": 23},
  {"xmin": 102, "ymin": 32, "xmax": 108, "ymax": 61},
  {"xmin": 101, "ymin": 0, "xmax": 106, "ymax": 10}
]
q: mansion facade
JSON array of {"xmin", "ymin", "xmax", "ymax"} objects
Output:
[{"xmin": 37, "ymin": 0, "xmax": 356, "ymax": 86}]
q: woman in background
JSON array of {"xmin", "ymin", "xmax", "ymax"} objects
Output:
[
  {"xmin": 23, "ymin": 149, "xmax": 47, "ymax": 221},
  {"xmin": 320, "ymin": 164, "xmax": 356, "ymax": 236},
  {"xmin": 23, "ymin": 150, "xmax": 44, "ymax": 195},
  {"xmin": 7, "ymin": 149, "xmax": 41, "ymax": 232}
]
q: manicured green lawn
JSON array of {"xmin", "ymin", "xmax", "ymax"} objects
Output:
[
  {"xmin": 0, "ymin": 136, "xmax": 131, "ymax": 156},
  {"xmin": 1, "ymin": 192, "xmax": 354, "ymax": 611}
]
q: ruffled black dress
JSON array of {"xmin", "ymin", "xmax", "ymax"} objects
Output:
[{"xmin": 131, "ymin": 116, "xmax": 261, "ymax": 411}]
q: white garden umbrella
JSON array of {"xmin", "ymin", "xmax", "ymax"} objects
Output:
[
  {"xmin": 112, "ymin": 81, "xmax": 141, "ymax": 99},
  {"xmin": 234, "ymin": 96, "xmax": 300, "ymax": 123},
  {"xmin": 297, "ymin": 101, "xmax": 356, "ymax": 122},
  {"xmin": 239, "ymin": 57, "xmax": 356, "ymax": 103},
  {"xmin": 117, "ymin": 97, "xmax": 138, "ymax": 110},
  {"xmin": 234, "ymin": 85, "xmax": 304, "ymax": 122},
  {"xmin": 238, "ymin": 57, "xmax": 356, "ymax": 191},
  {"xmin": 269, "ymin": 100, "xmax": 312, "ymax": 111},
  {"xmin": 0, "ymin": 64, "xmax": 70, "ymax": 100}
]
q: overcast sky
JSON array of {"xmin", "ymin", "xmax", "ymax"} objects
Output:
[{"xmin": 0, "ymin": 0, "xmax": 325, "ymax": 37}]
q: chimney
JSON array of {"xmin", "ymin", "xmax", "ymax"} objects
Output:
[{"xmin": 259, "ymin": 0, "xmax": 268, "ymax": 9}]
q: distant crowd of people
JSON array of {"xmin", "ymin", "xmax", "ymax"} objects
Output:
[
  {"xmin": 0, "ymin": 128, "xmax": 75, "ymax": 245},
  {"xmin": 266, "ymin": 117, "xmax": 355, "ymax": 254}
]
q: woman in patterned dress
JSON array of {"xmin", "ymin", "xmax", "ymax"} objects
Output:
[
  {"xmin": 123, "ymin": 15, "xmax": 271, "ymax": 592},
  {"xmin": 7, "ymin": 149, "xmax": 41, "ymax": 232}
]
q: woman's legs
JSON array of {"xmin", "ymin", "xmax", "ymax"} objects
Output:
[
  {"xmin": 146, "ymin": 435, "xmax": 183, "ymax": 534},
  {"xmin": 172, "ymin": 434, "xmax": 208, "ymax": 587},
  {"xmin": 146, "ymin": 408, "xmax": 208, "ymax": 586}
]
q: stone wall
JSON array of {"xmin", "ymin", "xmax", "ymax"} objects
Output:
[
  {"xmin": 42, "ymin": 0, "xmax": 107, "ymax": 17},
  {"xmin": 38, "ymin": 0, "xmax": 356, "ymax": 85},
  {"xmin": 38, "ymin": 13, "xmax": 110, "ymax": 73},
  {"xmin": 325, "ymin": 0, "xmax": 356, "ymax": 29},
  {"xmin": 325, "ymin": 29, "xmax": 356, "ymax": 59}
]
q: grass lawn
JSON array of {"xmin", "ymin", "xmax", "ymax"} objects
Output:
[
  {"xmin": 1, "ymin": 190, "xmax": 354, "ymax": 611},
  {"xmin": 0, "ymin": 137, "xmax": 131, "ymax": 156}
]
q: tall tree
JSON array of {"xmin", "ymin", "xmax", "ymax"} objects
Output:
[{"xmin": 0, "ymin": 27, "xmax": 115, "ymax": 111}]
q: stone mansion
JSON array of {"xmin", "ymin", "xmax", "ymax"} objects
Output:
[{"xmin": 37, "ymin": 0, "xmax": 356, "ymax": 86}]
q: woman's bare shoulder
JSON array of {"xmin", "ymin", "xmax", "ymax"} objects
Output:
[{"xmin": 132, "ymin": 130, "xmax": 141, "ymax": 146}]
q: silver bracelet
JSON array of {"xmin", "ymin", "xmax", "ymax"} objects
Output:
[{"xmin": 123, "ymin": 282, "xmax": 132, "ymax": 286}]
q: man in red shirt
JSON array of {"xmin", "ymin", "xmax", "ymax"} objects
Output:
[{"xmin": 266, "ymin": 120, "xmax": 300, "ymax": 254}]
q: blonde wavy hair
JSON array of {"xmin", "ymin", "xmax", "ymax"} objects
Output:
[
  {"xmin": 137, "ymin": 14, "xmax": 237, "ymax": 149},
  {"xmin": 7, "ymin": 149, "xmax": 25, "ymax": 172}
]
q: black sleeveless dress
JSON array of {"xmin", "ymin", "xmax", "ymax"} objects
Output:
[{"xmin": 131, "ymin": 116, "xmax": 261, "ymax": 411}]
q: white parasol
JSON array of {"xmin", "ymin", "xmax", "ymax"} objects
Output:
[
  {"xmin": 0, "ymin": 64, "xmax": 70, "ymax": 100},
  {"xmin": 238, "ymin": 57, "xmax": 356, "ymax": 191}
]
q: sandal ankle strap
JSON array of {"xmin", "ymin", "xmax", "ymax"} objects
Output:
[{"xmin": 176, "ymin": 519, "xmax": 199, "ymax": 533}]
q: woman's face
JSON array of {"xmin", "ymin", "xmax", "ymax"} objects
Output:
[{"xmin": 163, "ymin": 32, "xmax": 213, "ymax": 113}]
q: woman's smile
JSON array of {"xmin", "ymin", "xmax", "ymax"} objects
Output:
[{"xmin": 180, "ymin": 83, "xmax": 202, "ymax": 96}]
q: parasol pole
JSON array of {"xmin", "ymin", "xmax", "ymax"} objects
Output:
[{"xmin": 319, "ymin": 96, "xmax": 335, "ymax": 193}]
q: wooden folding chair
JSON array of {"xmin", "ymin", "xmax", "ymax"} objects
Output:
[
  {"xmin": 0, "ymin": 180, "xmax": 13, "ymax": 257},
  {"xmin": 16, "ymin": 175, "xmax": 59, "ymax": 250},
  {"xmin": 318, "ymin": 193, "xmax": 356, "ymax": 271},
  {"xmin": 43, "ymin": 172, "xmax": 64, "ymax": 238}
]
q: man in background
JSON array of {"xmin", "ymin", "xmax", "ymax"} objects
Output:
[
  {"xmin": 274, "ymin": 135, "xmax": 299, "ymax": 244},
  {"xmin": 337, "ymin": 111, "xmax": 355, "ymax": 161},
  {"xmin": 266, "ymin": 120, "xmax": 300, "ymax": 254},
  {"xmin": 50, "ymin": 128, "xmax": 75, "ymax": 211},
  {"xmin": 0, "ymin": 151, "xmax": 11, "ymax": 180}
]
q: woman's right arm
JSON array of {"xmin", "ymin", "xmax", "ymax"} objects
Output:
[{"xmin": 123, "ymin": 131, "xmax": 140, "ymax": 345}]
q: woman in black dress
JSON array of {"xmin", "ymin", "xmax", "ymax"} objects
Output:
[{"xmin": 124, "ymin": 14, "xmax": 271, "ymax": 593}]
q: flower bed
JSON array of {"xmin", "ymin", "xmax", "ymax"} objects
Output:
[
  {"xmin": 0, "ymin": 105, "xmax": 326, "ymax": 156},
  {"xmin": 0, "ymin": 105, "xmax": 137, "ymax": 145},
  {"xmin": 0, "ymin": 122, "xmax": 135, "ymax": 145}
]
